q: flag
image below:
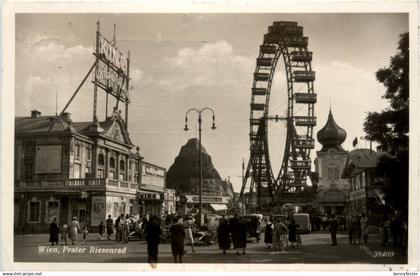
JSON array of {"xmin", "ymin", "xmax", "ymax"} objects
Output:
[{"xmin": 352, "ymin": 137, "xmax": 358, "ymax": 147}]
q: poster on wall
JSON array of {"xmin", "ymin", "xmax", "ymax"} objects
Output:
[
  {"xmin": 34, "ymin": 145, "xmax": 62, "ymax": 174},
  {"xmin": 106, "ymin": 197, "xmax": 113, "ymax": 218},
  {"xmin": 91, "ymin": 196, "xmax": 106, "ymax": 225}
]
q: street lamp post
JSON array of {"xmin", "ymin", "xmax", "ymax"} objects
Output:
[{"xmin": 184, "ymin": 107, "xmax": 216, "ymax": 227}]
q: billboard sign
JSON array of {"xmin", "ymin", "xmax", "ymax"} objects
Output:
[
  {"xmin": 98, "ymin": 34, "xmax": 128, "ymax": 73},
  {"xmin": 34, "ymin": 145, "xmax": 62, "ymax": 174},
  {"xmin": 94, "ymin": 32, "xmax": 130, "ymax": 102},
  {"xmin": 91, "ymin": 196, "xmax": 106, "ymax": 225}
]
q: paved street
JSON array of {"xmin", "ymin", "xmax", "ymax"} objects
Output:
[{"xmin": 14, "ymin": 232, "xmax": 407, "ymax": 264}]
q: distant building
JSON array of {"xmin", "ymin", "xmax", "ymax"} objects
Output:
[
  {"xmin": 138, "ymin": 161, "xmax": 174, "ymax": 216},
  {"xmin": 313, "ymin": 110, "xmax": 349, "ymax": 216},
  {"xmin": 342, "ymin": 149, "xmax": 386, "ymax": 224}
]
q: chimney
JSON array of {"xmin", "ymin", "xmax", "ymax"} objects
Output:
[
  {"xmin": 31, "ymin": 110, "xmax": 41, "ymax": 118},
  {"xmin": 61, "ymin": 112, "xmax": 72, "ymax": 123}
]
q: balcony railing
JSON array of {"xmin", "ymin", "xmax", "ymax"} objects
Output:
[{"xmin": 15, "ymin": 178, "xmax": 138, "ymax": 194}]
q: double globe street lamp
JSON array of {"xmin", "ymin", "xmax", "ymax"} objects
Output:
[{"xmin": 184, "ymin": 107, "xmax": 216, "ymax": 227}]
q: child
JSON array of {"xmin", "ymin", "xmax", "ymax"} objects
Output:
[
  {"xmin": 82, "ymin": 226, "xmax": 88, "ymax": 245},
  {"xmin": 98, "ymin": 221, "xmax": 105, "ymax": 240},
  {"xmin": 61, "ymin": 224, "xmax": 68, "ymax": 245}
]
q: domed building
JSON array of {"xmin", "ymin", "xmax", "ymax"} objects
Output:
[{"xmin": 313, "ymin": 110, "xmax": 350, "ymax": 216}]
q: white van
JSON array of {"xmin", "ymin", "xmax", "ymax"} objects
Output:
[{"xmin": 293, "ymin": 213, "xmax": 311, "ymax": 234}]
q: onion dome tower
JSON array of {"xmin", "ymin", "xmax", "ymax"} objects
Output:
[{"xmin": 317, "ymin": 109, "xmax": 347, "ymax": 152}]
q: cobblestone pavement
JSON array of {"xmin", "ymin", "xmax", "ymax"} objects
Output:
[{"xmin": 13, "ymin": 231, "xmax": 407, "ymax": 264}]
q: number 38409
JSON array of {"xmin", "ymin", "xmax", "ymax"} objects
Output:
[{"xmin": 373, "ymin": 251, "xmax": 395, "ymax": 258}]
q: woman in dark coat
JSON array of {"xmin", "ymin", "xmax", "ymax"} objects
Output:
[
  {"xmin": 106, "ymin": 215, "xmax": 114, "ymax": 240},
  {"xmin": 217, "ymin": 217, "xmax": 231, "ymax": 254},
  {"xmin": 232, "ymin": 217, "xmax": 247, "ymax": 255},
  {"xmin": 144, "ymin": 215, "xmax": 161, "ymax": 266},
  {"xmin": 264, "ymin": 220, "xmax": 274, "ymax": 249},
  {"xmin": 288, "ymin": 220, "xmax": 298, "ymax": 248},
  {"xmin": 170, "ymin": 216, "xmax": 185, "ymax": 263},
  {"xmin": 49, "ymin": 218, "xmax": 60, "ymax": 245}
]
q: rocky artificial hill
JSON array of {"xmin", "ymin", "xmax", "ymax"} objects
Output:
[{"xmin": 166, "ymin": 138, "xmax": 234, "ymax": 197}]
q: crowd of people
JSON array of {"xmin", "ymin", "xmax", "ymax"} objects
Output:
[
  {"xmin": 264, "ymin": 217, "xmax": 300, "ymax": 251},
  {"xmin": 310, "ymin": 212, "xmax": 408, "ymax": 255},
  {"xmin": 48, "ymin": 211, "xmax": 408, "ymax": 265}
]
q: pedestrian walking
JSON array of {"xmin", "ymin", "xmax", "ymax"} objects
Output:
[
  {"xmin": 183, "ymin": 215, "xmax": 195, "ymax": 253},
  {"xmin": 82, "ymin": 226, "xmax": 88, "ymax": 245},
  {"xmin": 360, "ymin": 213, "xmax": 369, "ymax": 244},
  {"xmin": 98, "ymin": 221, "xmax": 105, "ymax": 240},
  {"xmin": 381, "ymin": 214, "xmax": 391, "ymax": 246},
  {"xmin": 264, "ymin": 219, "xmax": 274, "ymax": 249},
  {"xmin": 346, "ymin": 214, "xmax": 353, "ymax": 244},
  {"xmin": 115, "ymin": 214, "xmax": 123, "ymax": 243},
  {"xmin": 287, "ymin": 220, "xmax": 298, "ymax": 248},
  {"xmin": 272, "ymin": 219, "xmax": 280, "ymax": 250},
  {"xmin": 122, "ymin": 214, "xmax": 130, "ymax": 244},
  {"xmin": 329, "ymin": 215, "xmax": 338, "ymax": 246},
  {"xmin": 69, "ymin": 217, "xmax": 81, "ymax": 245},
  {"xmin": 321, "ymin": 215, "xmax": 328, "ymax": 231},
  {"xmin": 217, "ymin": 216, "xmax": 231, "ymax": 254},
  {"xmin": 339, "ymin": 216, "xmax": 346, "ymax": 233},
  {"xmin": 390, "ymin": 214, "xmax": 402, "ymax": 246},
  {"xmin": 170, "ymin": 216, "xmax": 185, "ymax": 263},
  {"xmin": 49, "ymin": 218, "xmax": 60, "ymax": 246},
  {"xmin": 235, "ymin": 218, "xmax": 248, "ymax": 255},
  {"xmin": 60, "ymin": 223, "xmax": 68, "ymax": 245},
  {"xmin": 315, "ymin": 215, "xmax": 321, "ymax": 231},
  {"xmin": 351, "ymin": 215, "xmax": 360, "ymax": 244},
  {"xmin": 106, "ymin": 215, "xmax": 114, "ymax": 240},
  {"xmin": 141, "ymin": 215, "xmax": 149, "ymax": 240},
  {"xmin": 145, "ymin": 215, "xmax": 162, "ymax": 267}
]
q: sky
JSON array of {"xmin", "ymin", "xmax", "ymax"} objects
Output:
[{"xmin": 15, "ymin": 13, "xmax": 408, "ymax": 192}]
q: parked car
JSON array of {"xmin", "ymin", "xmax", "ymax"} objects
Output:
[
  {"xmin": 293, "ymin": 213, "xmax": 311, "ymax": 234},
  {"xmin": 239, "ymin": 214, "xmax": 263, "ymax": 242}
]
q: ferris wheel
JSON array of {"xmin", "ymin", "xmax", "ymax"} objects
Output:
[{"xmin": 241, "ymin": 21, "xmax": 317, "ymax": 207}]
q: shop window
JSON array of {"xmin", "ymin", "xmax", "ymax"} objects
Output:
[
  {"xmin": 98, "ymin": 154, "xmax": 105, "ymax": 166},
  {"xmin": 71, "ymin": 209, "xmax": 88, "ymax": 223},
  {"xmin": 28, "ymin": 201, "xmax": 41, "ymax": 223},
  {"xmin": 79, "ymin": 209, "xmax": 87, "ymax": 222}
]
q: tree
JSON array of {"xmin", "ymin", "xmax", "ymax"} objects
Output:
[{"xmin": 363, "ymin": 33, "xmax": 409, "ymax": 214}]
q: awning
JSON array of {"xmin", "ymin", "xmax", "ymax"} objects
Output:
[{"xmin": 210, "ymin": 204, "xmax": 227, "ymax": 211}]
